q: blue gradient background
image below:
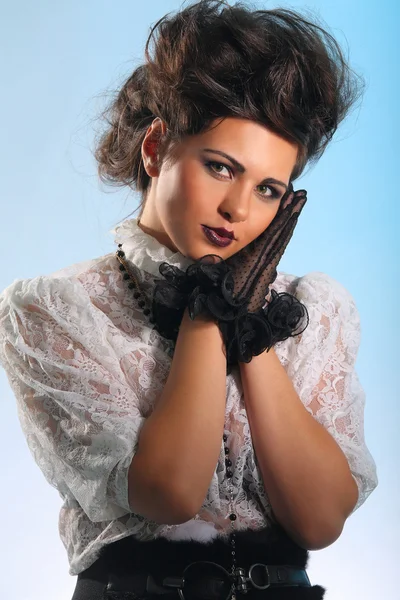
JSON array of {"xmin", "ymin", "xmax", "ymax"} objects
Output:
[{"xmin": 0, "ymin": 1, "xmax": 397, "ymax": 598}]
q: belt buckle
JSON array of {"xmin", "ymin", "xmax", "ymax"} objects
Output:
[
  {"xmin": 164, "ymin": 560, "xmax": 271, "ymax": 600},
  {"xmin": 235, "ymin": 563, "xmax": 270, "ymax": 593},
  {"xmin": 170, "ymin": 561, "xmax": 233, "ymax": 600}
]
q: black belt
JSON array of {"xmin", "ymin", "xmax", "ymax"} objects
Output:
[{"xmin": 106, "ymin": 560, "xmax": 311, "ymax": 598}]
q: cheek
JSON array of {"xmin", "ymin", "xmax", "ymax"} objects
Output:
[
  {"xmin": 155, "ymin": 163, "xmax": 206, "ymax": 229},
  {"xmin": 173, "ymin": 162, "xmax": 219, "ymax": 211},
  {"xmin": 155, "ymin": 165, "xmax": 187, "ymax": 219},
  {"xmin": 243, "ymin": 209, "xmax": 279, "ymax": 246}
]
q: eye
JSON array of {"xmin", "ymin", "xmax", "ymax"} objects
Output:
[
  {"xmin": 204, "ymin": 161, "xmax": 232, "ymax": 178},
  {"xmin": 256, "ymin": 184, "xmax": 282, "ymax": 201},
  {"xmin": 204, "ymin": 160, "xmax": 282, "ymax": 201}
]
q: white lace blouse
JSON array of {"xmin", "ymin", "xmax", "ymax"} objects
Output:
[{"xmin": 0, "ymin": 217, "xmax": 378, "ymax": 576}]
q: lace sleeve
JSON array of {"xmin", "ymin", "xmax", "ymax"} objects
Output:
[
  {"xmin": 286, "ymin": 272, "xmax": 378, "ymax": 514},
  {"xmin": 0, "ymin": 276, "xmax": 147, "ymax": 523}
]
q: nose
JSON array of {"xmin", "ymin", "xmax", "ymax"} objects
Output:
[{"xmin": 218, "ymin": 184, "xmax": 252, "ymax": 223}]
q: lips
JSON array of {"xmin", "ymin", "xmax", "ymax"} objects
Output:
[
  {"xmin": 205, "ymin": 226, "xmax": 234, "ymax": 240},
  {"xmin": 201, "ymin": 225, "xmax": 234, "ymax": 248}
]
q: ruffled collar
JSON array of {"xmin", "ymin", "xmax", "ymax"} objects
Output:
[
  {"xmin": 109, "ymin": 217, "xmax": 289, "ymax": 297},
  {"xmin": 110, "ymin": 217, "xmax": 195, "ymax": 277}
]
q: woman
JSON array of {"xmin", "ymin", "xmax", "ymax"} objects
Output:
[{"xmin": 0, "ymin": 1, "xmax": 378, "ymax": 599}]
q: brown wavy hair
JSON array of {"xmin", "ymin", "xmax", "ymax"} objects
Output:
[{"xmin": 93, "ymin": 0, "xmax": 365, "ymax": 221}]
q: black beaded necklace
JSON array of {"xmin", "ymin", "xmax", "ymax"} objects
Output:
[{"xmin": 115, "ymin": 242, "xmax": 242, "ymax": 599}]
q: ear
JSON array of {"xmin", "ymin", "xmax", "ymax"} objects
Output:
[{"xmin": 141, "ymin": 118, "xmax": 168, "ymax": 178}]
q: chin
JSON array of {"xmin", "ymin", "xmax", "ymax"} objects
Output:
[
  {"xmin": 179, "ymin": 233, "xmax": 236, "ymax": 263},
  {"xmin": 188, "ymin": 246, "xmax": 226, "ymax": 263}
]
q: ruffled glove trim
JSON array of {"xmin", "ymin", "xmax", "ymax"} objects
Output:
[{"xmin": 151, "ymin": 255, "xmax": 309, "ymax": 366}]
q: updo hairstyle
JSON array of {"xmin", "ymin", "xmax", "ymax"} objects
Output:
[{"xmin": 94, "ymin": 0, "xmax": 365, "ymax": 220}]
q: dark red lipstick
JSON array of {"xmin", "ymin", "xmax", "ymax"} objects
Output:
[
  {"xmin": 207, "ymin": 227, "xmax": 234, "ymax": 240},
  {"xmin": 201, "ymin": 225, "xmax": 234, "ymax": 247}
]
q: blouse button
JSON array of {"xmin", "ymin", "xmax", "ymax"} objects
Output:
[{"xmin": 229, "ymin": 513, "xmax": 237, "ymax": 521}]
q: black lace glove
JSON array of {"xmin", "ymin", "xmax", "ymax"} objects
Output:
[{"xmin": 151, "ymin": 184, "xmax": 309, "ymax": 369}]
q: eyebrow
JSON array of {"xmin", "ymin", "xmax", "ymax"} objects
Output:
[{"xmin": 201, "ymin": 148, "xmax": 289, "ymax": 191}]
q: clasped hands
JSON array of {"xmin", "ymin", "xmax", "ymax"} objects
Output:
[{"xmin": 151, "ymin": 185, "xmax": 309, "ymax": 368}]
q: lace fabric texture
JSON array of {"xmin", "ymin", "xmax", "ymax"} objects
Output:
[{"xmin": 0, "ymin": 218, "xmax": 378, "ymax": 576}]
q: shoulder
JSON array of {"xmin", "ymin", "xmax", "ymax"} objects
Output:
[
  {"xmin": 275, "ymin": 270, "xmax": 359, "ymax": 318},
  {"xmin": 0, "ymin": 253, "xmax": 119, "ymax": 350},
  {"xmin": 0, "ymin": 249, "xmax": 158, "ymax": 372},
  {"xmin": 274, "ymin": 270, "xmax": 361, "ymax": 355},
  {"xmin": 0, "ymin": 251, "xmax": 119, "ymax": 304}
]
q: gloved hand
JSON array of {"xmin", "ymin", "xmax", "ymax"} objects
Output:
[{"xmin": 151, "ymin": 184, "xmax": 309, "ymax": 368}]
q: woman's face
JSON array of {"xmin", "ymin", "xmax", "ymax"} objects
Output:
[{"xmin": 139, "ymin": 117, "xmax": 298, "ymax": 261}]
